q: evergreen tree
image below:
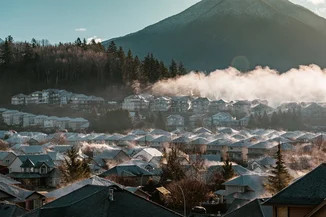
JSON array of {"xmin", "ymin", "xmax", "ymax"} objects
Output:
[
  {"xmin": 270, "ymin": 111, "xmax": 279, "ymax": 128},
  {"xmin": 107, "ymin": 41, "xmax": 117, "ymax": 54},
  {"xmin": 169, "ymin": 59, "xmax": 178, "ymax": 78},
  {"xmin": 75, "ymin": 37, "xmax": 82, "ymax": 46},
  {"xmin": 261, "ymin": 111, "xmax": 270, "ymax": 128},
  {"xmin": 60, "ymin": 147, "xmax": 91, "ymax": 183},
  {"xmin": 222, "ymin": 158, "xmax": 235, "ymax": 180},
  {"xmin": 178, "ymin": 61, "xmax": 187, "ymax": 75},
  {"xmin": 247, "ymin": 114, "xmax": 257, "ymax": 128},
  {"xmin": 265, "ymin": 144, "xmax": 292, "ymax": 194}
]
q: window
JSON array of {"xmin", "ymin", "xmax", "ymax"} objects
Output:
[{"xmin": 40, "ymin": 165, "xmax": 47, "ymax": 174}]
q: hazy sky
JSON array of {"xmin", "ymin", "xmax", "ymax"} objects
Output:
[{"xmin": 1, "ymin": 0, "xmax": 326, "ymax": 43}]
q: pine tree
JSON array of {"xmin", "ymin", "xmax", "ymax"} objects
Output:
[
  {"xmin": 75, "ymin": 37, "xmax": 82, "ymax": 46},
  {"xmin": 265, "ymin": 144, "xmax": 292, "ymax": 194},
  {"xmin": 169, "ymin": 59, "xmax": 178, "ymax": 78},
  {"xmin": 178, "ymin": 61, "xmax": 187, "ymax": 75},
  {"xmin": 261, "ymin": 111, "xmax": 270, "ymax": 128},
  {"xmin": 107, "ymin": 41, "xmax": 117, "ymax": 54},
  {"xmin": 60, "ymin": 147, "xmax": 91, "ymax": 183},
  {"xmin": 222, "ymin": 158, "xmax": 235, "ymax": 180},
  {"xmin": 161, "ymin": 146, "xmax": 185, "ymax": 182}
]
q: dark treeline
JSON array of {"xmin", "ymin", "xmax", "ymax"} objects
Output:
[
  {"xmin": 247, "ymin": 108, "xmax": 305, "ymax": 131},
  {"xmin": 0, "ymin": 35, "xmax": 187, "ymax": 104}
]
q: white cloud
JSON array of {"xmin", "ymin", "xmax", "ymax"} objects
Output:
[
  {"xmin": 307, "ymin": 0, "xmax": 325, "ymax": 5},
  {"xmin": 75, "ymin": 28, "xmax": 87, "ymax": 32},
  {"xmin": 86, "ymin": 36, "xmax": 102, "ymax": 44}
]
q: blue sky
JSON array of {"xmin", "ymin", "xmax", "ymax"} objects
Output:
[{"xmin": 1, "ymin": 0, "xmax": 326, "ymax": 43}]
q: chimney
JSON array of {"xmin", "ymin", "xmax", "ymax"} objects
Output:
[{"xmin": 108, "ymin": 188, "xmax": 114, "ymax": 201}]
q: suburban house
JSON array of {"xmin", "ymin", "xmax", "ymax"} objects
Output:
[
  {"xmin": 7, "ymin": 154, "xmax": 58, "ymax": 188},
  {"xmin": 232, "ymin": 100, "xmax": 251, "ymax": 116},
  {"xmin": 122, "ymin": 95, "xmax": 151, "ymax": 111},
  {"xmin": 247, "ymin": 140, "xmax": 280, "ymax": 159},
  {"xmin": 132, "ymin": 148, "xmax": 163, "ymax": 162},
  {"xmin": 25, "ymin": 91, "xmax": 49, "ymax": 104},
  {"xmin": 264, "ymin": 163, "xmax": 326, "ymax": 217},
  {"xmin": 11, "ymin": 94, "xmax": 26, "ymax": 105},
  {"xmin": 99, "ymin": 164, "xmax": 156, "ymax": 186},
  {"xmin": 215, "ymin": 174, "xmax": 267, "ymax": 205},
  {"xmin": 206, "ymin": 138, "xmax": 233, "ymax": 158},
  {"xmin": 93, "ymin": 149, "xmax": 130, "ymax": 169},
  {"xmin": 12, "ymin": 112, "xmax": 26, "ymax": 125},
  {"xmin": 170, "ymin": 96, "xmax": 191, "ymax": 113},
  {"xmin": 54, "ymin": 117, "xmax": 71, "ymax": 130},
  {"xmin": 58, "ymin": 90, "xmax": 73, "ymax": 105},
  {"xmin": 251, "ymin": 103, "xmax": 274, "ymax": 115},
  {"xmin": 212, "ymin": 112, "xmax": 235, "ymax": 126},
  {"xmin": 209, "ymin": 99, "xmax": 228, "ymax": 113},
  {"xmin": 27, "ymin": 185, "xmax": 182, "ymax": 217},
  {"xmin": 166, "ymin": 115, "xmax": 185, "ymax": 130},
  {"xmin": 224, "ymin": 198, "xmax": 272, "ymax": 217},
  {"xmin": 227, "ymin": 139, "xmax": 256, "ymax": 163},
  {"xmin": 191, "ymin": 97, "xmax": 211, "ymax": 113},
  {"xmin": 189, "ymin": 114, "xmax": 212, "ymax": 129},
  {"xmin": 44, "ymin": 89, "xmax": 60, "ymax": 104},
  {"xmin": 34, "ymin": 115, "xmax": 48, "ymax": 128},
  {"xmin": 150, "ymin": 96, "xmax": 171, "ymax": 112},
  {"xmin": 0, "ymin": 182, "xmax": 45, "ymax": 210},
  {"xmin": 23, "ymin": 114, "xmax": 36, "ymax": 128},
  {"xmin": 0, "ymin": 151, "xmax": 16, "ymax": 168},
  {"xmin": 44, "ymin": 116, "xmax": 57, "ymax": 129},
  {"xmin": 2, "ymin": 110, "xmax": 19, "ymax": 125}
]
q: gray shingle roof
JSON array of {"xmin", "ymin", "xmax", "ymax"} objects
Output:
[
  {"xmin": 17, "ymin": 155, "xmax": 55, "ymax": 168},
  {"xmin": 100, "ymin": 164, "xmax": 154, "ymax": 177},
  {"xmin": 25, "ymin": 185, "xmax": 182, "ymax": 217},
  {"xmin": 264, "ymin": 163, "xmax": 326, "ymax": 206},
  {"xmin": 0, "ymin": 201, "xmax": 27, "ymax": 217},
  {"xmin": 224, "ymin": 199, "xmax": 272, "ymax": 217}
]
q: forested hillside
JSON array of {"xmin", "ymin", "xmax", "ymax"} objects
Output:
[{"xmin": 0, "ymin": 36, "xmax": 187, "ymax": 104}]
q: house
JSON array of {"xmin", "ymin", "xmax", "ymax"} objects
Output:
[
  {"xmin": 150, "ymin": 96, "xmax": 171, "ymax": 112},
  {"xmin": 58, "ymin": 90, "xmax": 73, "ymax": 105},
  {"xmin": 209, "ymin": 99, "xmax": 228, "ymax": 113},
  {"xmin": 44, "ymin": 89, "xmax": 60, "ymax": 104},
  {"xmin": 11, "ymin": 112, "xmax": 25, "ymax": 126},
  {"xmin": 232, "ymin": 100, "xmax": 251, "ymax": 116},
  {"xmin": 223, "ymin": 198, "xmax": 272, "ymax": 217},
  {"xmin": 93, "ymin": 149, "xmax": 130, "ymax": 169},
  {"xmin": 54, "ymin": 117, "xmax": 71, "ymax": 130},
  {"xmin": 25, "ymin": 91, "xmax": 49, "ymax": 104},
  {"xmin": 187, "ymin": 137, "xmax": 210, "ymax": 153},
  {"xmin": 247, "ymin": 140, "xmax": 279, "ymax": 159},
  {"xmin": 170, "ymin": 96, "xmax": 191, "ymax": 113},
  {"xmin": 189, "ymin": 114, "xmax": 212, "ymax": 129},
  {"xmin": 149, "ymin": 136, "xmax": 171, "ymax": 150},
  {"xmin": 0, "ymin": 182, "xmax": 45, "ymax": 210},
  {"xmin": 44, "ymin": 116, "xmax": 58, "ymax": 129},
  {"xmin": 212, "ymin": 112, "xmax": 234, "ymax": 126},
  {"xmin": 0, "ymin": 151, "xmax": 16, "ymax": 167},
  {"xmin": 132, "ymin": 148, "xmax": 163, "ymax": 162},
  {"xmin": 25, "ymin": 92, "xmax": 39, "ymax": 104},
  {"xmin": 68, "ymin": 118, "xmax": 90, "ymax": 131},
  {"xmin": 191, "ymin": 97, "xmax": 211, "ymax": 113},
  {"xmin": 215, "ymin": 174, "xmax": 267, "ymax": 205},
  {"xmin": 27, "ymin": 184, "xmax": 182, "ymax": 217},
  {"xmin": 2, "ymin": 110, "xmax": 19, "ymax": 125},
  {"xmin": 11, "ymin": 94, "xmax": 26, "ymax": 105},
  {"xmin": 7, "ymin": 154, "xmax": 57, "ymax": 188},
  {"xmin": 19, "ymin": 145, "xmax": 46, "ymax": 155},
  {"xmin": 264, "ymin": 163, "xmax": 326, "ymax": 217},
  {"xmin": 22, "ymin": 114, "xmax": 36, "ymax": 128},
  {"xmin": 251, "ymin": 103, "xmax": 274, "ymax": 115},
  {"xmin": 166, "ymin": 115, "xmax": 185, "ymax": 130},
  {"xmin": 70, "ymin": 94, "xmax": 88, "ymax": 106},
  {"xmin": 34, "ymin": 115, "xmax": 47, "ymax": 128},
  {"xmin": 0, "ymin": 201, "xmax": 28, "ymax": 217},
  {"xmin": 122, "ymin": 95, "xmax": 150, "ymax": 111},
  {"xmin": 248, "ymin": 156, "xmax": 276, "ymax": 174},
  {"xmin": 99, "ymin": 164, "xmax": 156, "ymax": 186},
  {"xmin": 206, "ymin": 138, "xmax": 233, "ymax": 157},
  {"xmin": 227, "ymin": 139, "xmax": 256, "ymax": 162},
  {"xmin": 44, "ymin": 176, "xmax": 118, "ymax": 202},
  {"xmin": 135, "ymin": 135, "xmax": 155, "ymax": 146}
]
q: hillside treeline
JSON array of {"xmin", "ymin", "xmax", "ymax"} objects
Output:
[{"xmin": 0, "ymin": 36, "xmax": 187, "ymax": 104}]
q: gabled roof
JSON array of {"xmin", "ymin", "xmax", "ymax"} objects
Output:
[
  {"xmin": 21, "ymin": 158, "xmax": 35, "ymax": 168},
  {"xmin": 224, "ymin": 199, "xmax": 272, "ymax": 217},
  {"xmin": 17, "ymin": 154, "xmax": 55, "ymax": 168},
  {"xmin": 0, "ymin": 201, "xmax": 28, "ymax": 217},
  {"xmin": 193, "ymin": 127, "xmax": 212, "ymax": 134},
  {"xmin": 100, "ymin": 164, "xmax": 154, "ymax": 177},
  {"xmin": 29, "ymin": 185, "xmax": 182, "ymax": 217},
  {"xmin": 172, "ymin": 135, "xmax": 191, "ymax": 143},
  {"xmin": 190, "ymin": 137, "xmax": 210, "ymax": 145},
  {"xmin": 151, "ymin": 136, "xmax": 171, "ymax": 143},
  {"xmin": 264, "ymin": 163, "xmax": 326, "ymax": 206},
  {"xmin": 0, "ymin": 174, "xmax": 21, "ymax": 185},
  {"xmin": 45, "ymin": 176, "xmax": 118, "ymax": 199},
  {"xmin": 0, "ymin": 182, "xmax": 43, "ymax": 202}
]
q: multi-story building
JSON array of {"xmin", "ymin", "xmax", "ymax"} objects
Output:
[
  {"xmin": 191, "ymin": 97, "xmax": 211, "ymax": 113},
  {"xmin": 150, "ymin": 97, "xmax": 171, "ymax": 112},
  {"xmin": 170, "ymin": 96, "xmax": 191, "ymax": 113},
  {"xmin": 11, "ymin": 94, "xmax": 26, "ymax": 105}
]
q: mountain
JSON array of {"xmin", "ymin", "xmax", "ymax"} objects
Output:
[{"xmin": 103, "ymin": 0, "xmax": 326, "ymax": 72}]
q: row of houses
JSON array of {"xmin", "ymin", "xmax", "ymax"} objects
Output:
[
  {"xmin": 11, "ymin": 89, "xmax": 107, "ymax": 108},
  {"xmin": 1, "ymin": 109, "xmax": 89, "ymax": 131},
  {"xmin": 122, "ymin": 95, "xmax": 272, "ymax": 115}
]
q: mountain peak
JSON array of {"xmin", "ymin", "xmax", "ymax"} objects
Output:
[{"xmin": 104, "ymin": 0, "xmax": 326, "ymax": 72}]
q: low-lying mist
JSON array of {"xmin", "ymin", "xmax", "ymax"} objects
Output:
[{"xmin": 150, "ymin": 65, "xmax": 326, "ymax": 106}]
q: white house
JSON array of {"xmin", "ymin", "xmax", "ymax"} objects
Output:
[
  {"xmin": 170, "ymin": 96, "xmax": 191, "ymax": 113},
  {"xmin": 55, "ymin": 117, "xmax": 72, "ymax": 130},
  {"xmin": 12, "ymin": 112, "xmax": 26, "ymax": 125},
  {"xmin": 166, "ymin": 115, "xmax": 185, "ymax": 130},
  {"xmin": 122, "ymin": 95, "xmax": 150, "ymax": 111},
  {"xmin": 59, "ymin": 90, "xmax": 73, "ymax": 105},
  {"xmin": 34, "ymin": 115, "xmax": 48, "ymax": 127},
  {"xmin": 11, "ymin": 94, "xmax": 26, "ymax": 105},
  {"xmin": 212, "ymin": 112, "xmax": 234, "ymax": 126},
  {"xmin": 150, "ymin": 97, "xmax": 171, "ymax": 112},
  {"xmin": 2, "ymin": 110, "xmax": 19, "ymax": 125},
  {"xmin": 44, "ymin": 116, "xmax": 58, "ymax": 128},
  {"xmin": 191, "ymin": 97, "xmax": 211, "ymax": 113},
  {"xmin": 22, "ymin": 113, "xmax": 36, "ymax": 127}
]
